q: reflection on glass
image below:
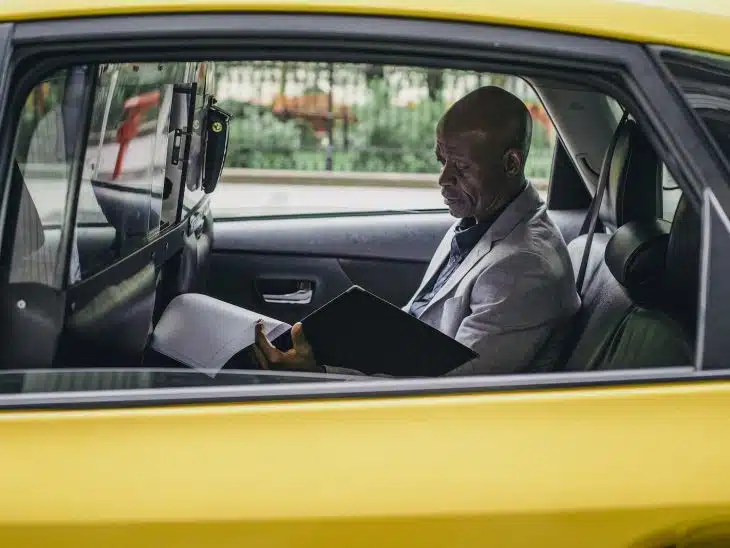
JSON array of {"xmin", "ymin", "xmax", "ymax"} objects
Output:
[
  {"xmin": 662, "ymin": 48, "xmax": 730, "ymax": 168},
  {"xmin": 77, "ymin": 62, "xmax": 201, "ymax": 279},
  {"xmin": 11, "ymin": 69, "xmax": 77, "ymax": 288}
]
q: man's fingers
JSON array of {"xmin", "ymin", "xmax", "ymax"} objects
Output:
[
  {"xmin": 254, "ymin": 320, "xmax": 274, "ymax": 348},
  {"xmin": 291, "ymin": 322, "xmax": 312, "ymax": 354},
  {"xmin": 252, "ymin": 344, "xmax": 269, "ymax": 369},
  {"xmin": 255, "ymin": 320, "xmax": 280, "ymax": 362}
]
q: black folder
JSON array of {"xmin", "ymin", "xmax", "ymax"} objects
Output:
[{"xmin": 299, "ymin": 285, "xmax": 478, "ymax": 376}]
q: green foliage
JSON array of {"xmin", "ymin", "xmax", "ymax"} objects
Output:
[
  {"xmin": 524, "ymin": 148, "xmax": 553, "ymax": 180},
  {"xmin": 524, "ymin": 122, "xmax": 554, "ymax": 179},
  {"xmin": 296, "ymin": 119, "xmax": 320, "ymax": 149},
  {"xmin": 216, "ymin": 99, "xmax": 248, "ymax": 119},
  {"xmin": 225, "ymin": 103, "xmax": 302, "ymax": 169},
  {"xmin": 348, "ymin": 80, "xmax": 443, "ymax": 173},
  {"xmin": 530, "ymin": 118, "xmax": 552, "ymax": 150},
  {"xmin": 219, "ymin": 84, "xmax": 554, "ymax": 178}
]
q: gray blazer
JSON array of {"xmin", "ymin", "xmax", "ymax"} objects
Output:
[{"xmin": 325, "ymin": 182, "xmax": 581, "ymax": 377}]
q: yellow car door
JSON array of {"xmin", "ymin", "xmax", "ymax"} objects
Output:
[{"xmin": 2, "ymin": 374, "xmax": 730, "ymax": 548}]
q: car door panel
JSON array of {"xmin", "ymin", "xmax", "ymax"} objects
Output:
[
  {"xmin": 208, "ymin": 207, "xmax": 586, "ymax": 324},
  {"xmin": 207, "ymin": 212, "xmax": 453, "ymax": 322},
  {"xmin": 3, "ymin": 380, "xmax": 730, "ymax": 547},
  {"xmin": 209, "ymin": 252, "xmax": 359, "ymax": 325},
  {"xmin": 338, "ymin": 258, "xmax": 430, "ymax": 306},
  {"xmin": 209, "ymin": 252, "xmax": 432, "ymax": 326},
  {"xmin": 211, "ymin": 212, "xmax": 454, "ymax": 261}
]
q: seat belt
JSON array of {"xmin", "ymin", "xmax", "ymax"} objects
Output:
[
  {"xmin": 554, "ymin": 109, "xmax": 630, "ymax": 371},
  {"xmin": 575, "ymin": 109, "xmax": 629, "ymax": 293}
]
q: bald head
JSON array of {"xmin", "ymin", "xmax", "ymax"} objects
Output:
[
  {"xmin": 438, "ymin": 86, "xmax": 533, "ymax": 160},
  {"xmin": 435, "ymin": 86, "xmax": 534, "ymax": 221}
]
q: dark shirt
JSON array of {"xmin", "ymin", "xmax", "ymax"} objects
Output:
[{"xmin": 408, "ymin": 184, "xmax": 525, "ymax": 318}]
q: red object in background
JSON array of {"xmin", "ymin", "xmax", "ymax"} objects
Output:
[
  {"xmin": 270, "ymin": 93, "xmax": 356, "ymax": 136},
  {"xmin": 113, "ymin": 90, "xmax": 161, "ymax": 180},
  {"xmin": 526, "ymin": 102, "xmax": 553, "ymax": 136}
]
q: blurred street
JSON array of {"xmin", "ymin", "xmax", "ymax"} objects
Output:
[
  {"xmin": 25, "ymin": 176, "xmax": 448, "ymax": 223},
  {"xmin": 23, "ymin": 130, "xmax": 458, "ymax": 222}
]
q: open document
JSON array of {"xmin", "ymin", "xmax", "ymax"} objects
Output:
[
  {"xmin": 152, "ymin": 287, "xmax": 477, "ymax": 378},
  {"xmin": 151, "ymin": 293, "xmax": 291, "ymax": 376}
]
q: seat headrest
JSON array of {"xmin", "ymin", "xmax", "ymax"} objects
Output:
[
  {"xmin": 664, "ymin": 195, "xmax": 700, "ymax": 334},
  {"xmin": 599, "ymin": 118, "xmax": 661, "ymax": 230},
  {"xmin": 605, "ymin": 219, "xmax": 670, "ymax": 305}
]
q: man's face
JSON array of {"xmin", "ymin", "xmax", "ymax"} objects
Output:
[{"xmin": 436, "ymin": 129, "xmax": 505, "ymax": 220}]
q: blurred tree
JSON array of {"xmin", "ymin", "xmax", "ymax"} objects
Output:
[
  {"xmin": 224, "ymin": 102, "xmax": 301, "ymax": 169},
  {"xmin": 349, "ymin": 79, "xmax": 442, "ymax": 173},
  {"xmin": 214, "ymin": 64, "xmax": 554, "ymax": 177}
]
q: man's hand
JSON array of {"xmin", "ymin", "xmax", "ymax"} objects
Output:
[{"xmin": 253, "ymin": 321, "xmax": 322, "ymax": 372}]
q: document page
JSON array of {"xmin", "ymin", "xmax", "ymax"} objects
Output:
[{"xmin": 151, "ymin": 293, "xmax": 291, "ymax": 376}]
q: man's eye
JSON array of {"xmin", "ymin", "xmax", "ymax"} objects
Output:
[{"xmin": 455, "ymin": 161, "xmax": 468, "ymax": 172}]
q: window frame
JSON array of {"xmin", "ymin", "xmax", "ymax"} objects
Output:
[
  {"xmin": 0, "ymin": 13, "xmax": 728, "ymax": 409},
  {"xmin": 650, "ymin": 45, "xmax": 730, "ymax": 372}
]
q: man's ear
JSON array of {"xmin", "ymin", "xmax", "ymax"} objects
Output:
[{"xmin": 503, "ymin": 149, "xmax": 523, "ymax": 177}]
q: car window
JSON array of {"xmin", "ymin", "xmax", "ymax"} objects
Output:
[
  {"xmin": 660, "ymin": 48, "xmax": 730, "ymax": 178},
  {"xmin": 77, "ymin": 62, "xmax": 201, "ymax": 279},
  {"xmin": 10, "ymin": 62, "xmax": 212, "ymax": 286},
  {"xmin": 606, "ymin": 96, "xmax": 624, "ymax": 121},
  {"xmin": 11, "ymin": 68, "xmax": 84, "ymax": 288},
  {"xmin": 607, "ymin": 96, "xmax": 681, "ymax": 221},
  {"xmin": 0, "ymin": 8, "xmax": 711, "ymax": 395},
  {"xmin": 211, "ymin": 62, "xmax": 556, "ymax": 219}
]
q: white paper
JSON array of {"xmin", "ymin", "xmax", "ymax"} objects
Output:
[{"xmin": 150, "ymin": 293, "xmax": 292, "ymax": 377}]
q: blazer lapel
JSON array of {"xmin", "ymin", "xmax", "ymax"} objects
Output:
[
  {"xmin": 416, "ymin": 182, "xmax": 543, "ymax": 316},
  {"xmin": 417, "ymin": 231, "xmax": 494, "ymax": 316},
  {"xmin": 404, "ymin": 222, "xmax": 456, "ymax": 310}
]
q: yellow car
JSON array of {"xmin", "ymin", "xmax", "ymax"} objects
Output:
[{"xmin": 1, "ymin": 0, "xmax": 730, "ymax": 547}]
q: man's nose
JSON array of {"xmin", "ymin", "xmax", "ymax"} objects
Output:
[{"xmin": 438, "ymin": 163, "xmax": 454, "ymax": 187}]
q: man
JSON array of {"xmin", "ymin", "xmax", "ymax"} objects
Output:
[{"xmin": 253, "ymin": 86, "xmax": 581, "ymax": 376}]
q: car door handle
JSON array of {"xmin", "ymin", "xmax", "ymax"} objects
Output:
[
  {"xmin": 258, "ymin": 280, "xmax": 314, "ymax": 305},
  {"xmin": 261, "ymin": 288, "xmax": 313, "ymax": 304}
]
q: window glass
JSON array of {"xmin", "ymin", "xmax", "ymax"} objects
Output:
[
  {"xmin": 10, "ymin": 62, "xmax": 212, "ymax": 287},
  {"xmin": 77, "ymin": 62, "xmax": 200, "ymax": 279},
  {"xmin": 607, "ymin": 97, "xmax": 681, "ymax": 222},
  {"xmin": 607, "ymin": 96, "xmax": 681, "ymax": 221},
  {"xmin": 11, "ymin": 68, "xmax": 82, "ymax": 288},
  {"xmin": 211, "ymin": 62, "xmax": 556, "ymax": 218},
  {"xmin": 661, "ymin": 48, "xmax": 730, "ymax": 175}
]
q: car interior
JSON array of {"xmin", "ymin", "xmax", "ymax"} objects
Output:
[{"xmin": 0, "ymin": 59, "xmax": 700, "ymax": 387}]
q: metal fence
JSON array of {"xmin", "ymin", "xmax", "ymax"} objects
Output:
[{"xmin": 215, "ymin": 62, "xmax": 555, "ymax": 178}]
